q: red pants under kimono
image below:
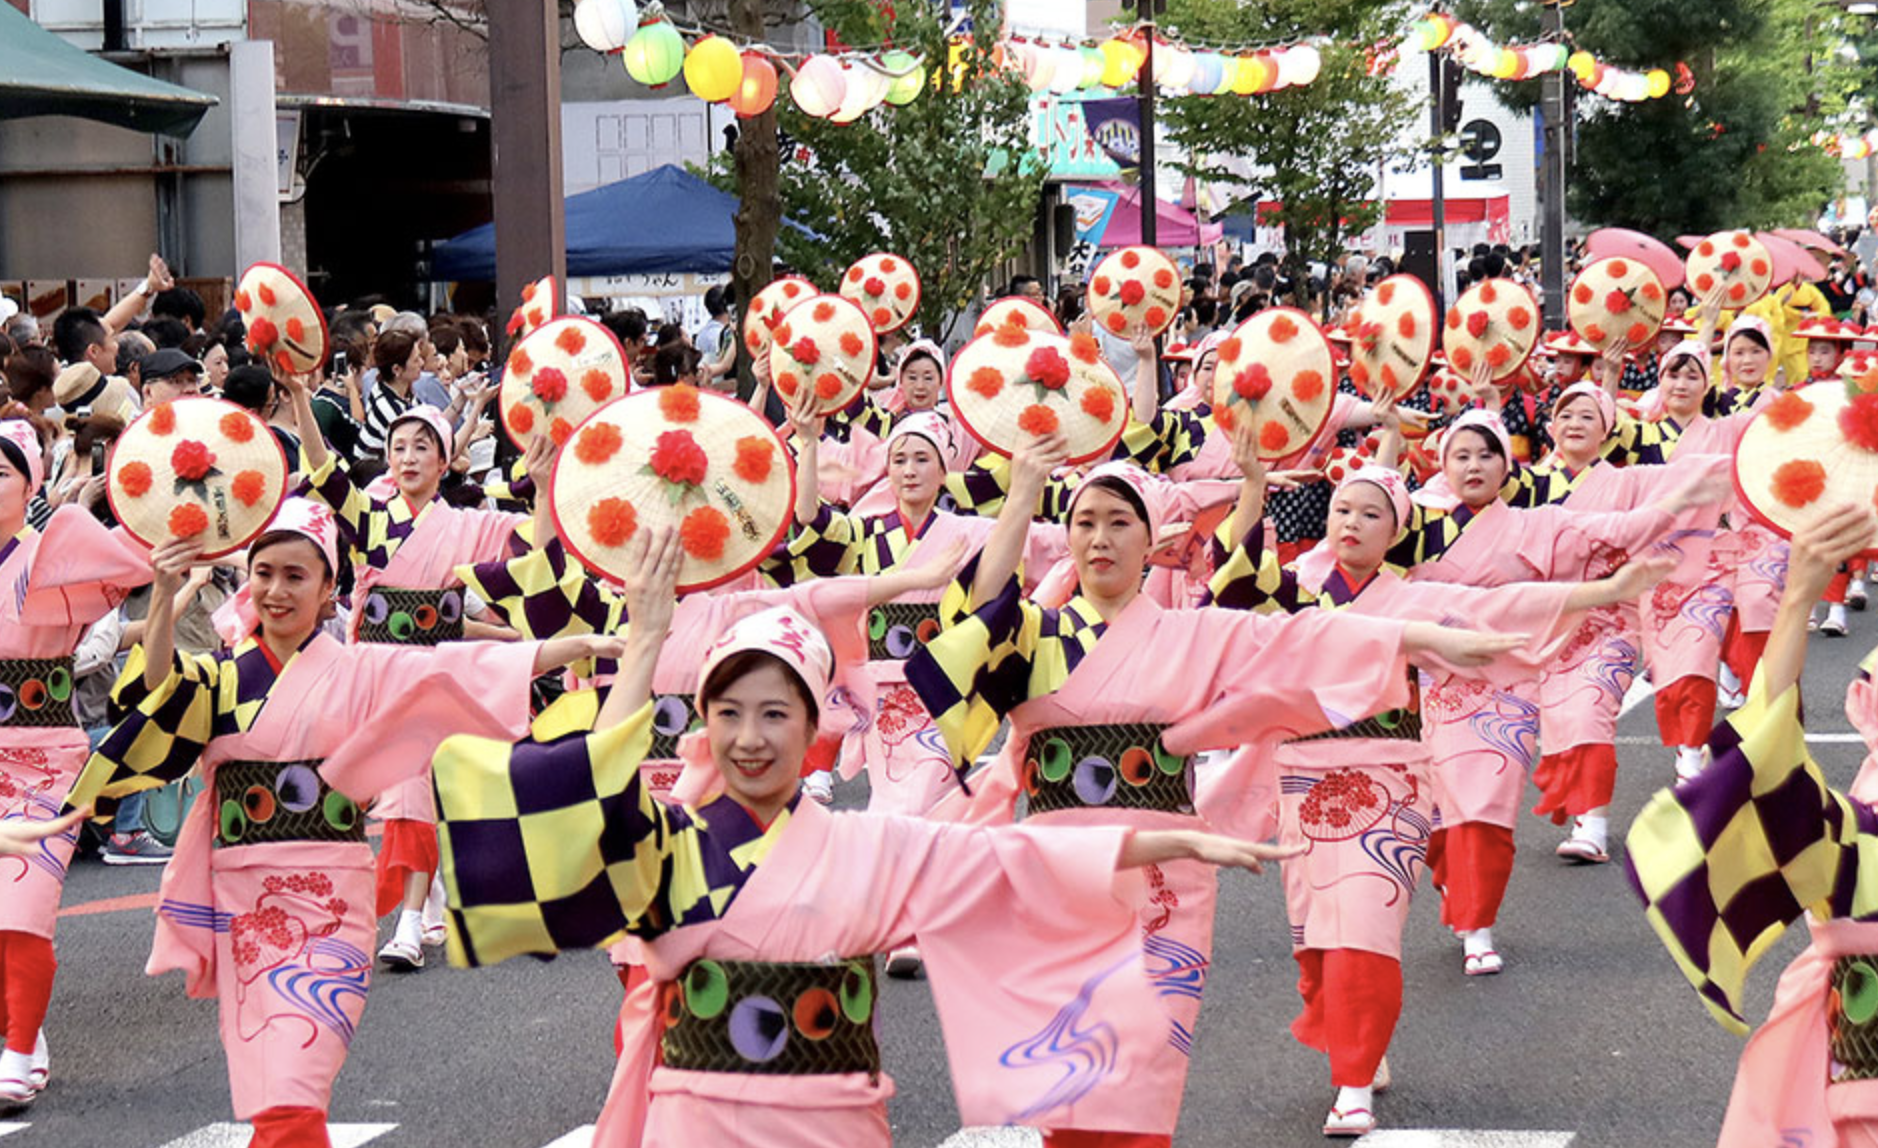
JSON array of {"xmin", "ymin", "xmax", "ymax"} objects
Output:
[
  {"xmin": 0, "ymin": 737, "xmax": 85, "ymax": 1057},
  {"xmin": 1656, "ymin": 676, "xmax": 1719, "ymax": 749}
]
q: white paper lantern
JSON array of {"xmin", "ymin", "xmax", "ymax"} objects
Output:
[
  {"xmin": 573, "ymin": 0, "xmax": 636, "ymax": 53},
  {"xmin": 829, "ymin": 60, "xmax": 890, "ymax": 123},
  {"xmin": 1281, "ymin": 44, "xmax": 1322, "ymax": 87},
  {"xmin": 792, "ymin": 54, "xmax": 848, "ymax": 118},
  {"xmin": 1047, "ymin": 46, "xmax": 1083, "ymax": 93}
]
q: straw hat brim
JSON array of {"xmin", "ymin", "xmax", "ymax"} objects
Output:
[
  {"xmin": 498, "ymin": 317, "xmax": 631, "ymax": 448},
  {"xmin": 550, "ymin": 389, "xmax": 796, "ymax": 593},
  {"xmin": 1568, "ymin": 258, "xmax": 1668, "ymax": 351},
  {"xmin": 1441, "ymin": 278, "xmax": 1540, "ymax": 381},
  {"xmin": 1210, "ymin": 306, "xmax": 1336, "ymax": 461},
  {"xmin": 1685, "ymin": 232, "xmax": 1775, "ymax": 310},
  {"xmin": 235, "ymin": 263, "xmax": 329, "ymax": 375},
  {"xmin": 1087, "ymin": 247, "xmax": 1182, "ymax": 338},
  {"xmin": 1349, "ymin": 274, "xmax": 1435, "ymax": 400},
  {"xmin": 839, "ymin": 253, "xmax": 922, "ymax": 334},
  {"xmin": 946, "ymin": 328, "xmax": 1128, "ymax": 465},
  {"xmin": 975, "ymin": 297, "xmax": 1064, "ymax": 338},
  {"xmin": 742, "ymin": 277, "xmax": 817, "ymax": 360},
  {"xmin": 1734, "ymin": 382, "xmax": 1878, "ymax": 554},
  {"xmin": 106, "ymin": 396, "xmax": 290, "ymax": 558},
  {"xmin": 766, "ymin": 294, "xmax": 878, "ymax": 417}
]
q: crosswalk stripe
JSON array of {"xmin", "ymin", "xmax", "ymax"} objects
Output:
[
  {"xmin": 1616, "ymin": 732, "xmax": 1865, "ymax": 744},
  {"xmin": 0, "ymin": 1125, "xmax": 27, "ymax": 1139},
  {"xmin": 541, "ymin": 1127, "xmax": 595, "ymax": 1148},
  {"xmin": 935, "ymin": 1131, "xmax": 1039, "ymax": 1147},
  {"xmin": 157, "ymin": 1123, "xmax": 398, "ymax": 1148},
  {"xmin": 1355, "ymin": 1132, "xmax": 1576, "ymax": 1147}
]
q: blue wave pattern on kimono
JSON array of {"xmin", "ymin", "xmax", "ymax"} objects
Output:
[
  {"xmin": 157, "ymin": 898, "xmax": 236, "ymax": 933},
  {"xmin": 1141, "ymin": 933, "xmax": 1207, "ymax": 1056},
  {"xmin": 1588, "ymin": 637, "xmax": 1642, "ymax": 702},
  {"xmin": 998, "ymin": 952, "xmax": 1132, "ymax": 1121},
  {"xmin": 1750, "ymin": 544, "xmax": 1790, "ymax": 587},
  {"xmin": 1468, "ymin": 692, "xmax": 1540, "ymax": 769},
  {"xmin": 1683, "ymin": 584, "xmax": 1733, "ymax": 638},
  {"xmin": 268, "ymin": 937, "xmax": 370, "ymax": 1045},
  {"xmin": 4, "ymin": 792, "xmax": 77, "ymax": 880},
  {"xmin": 1360, "ymin": 806, "xmax": 1432, "ymax": 900}
]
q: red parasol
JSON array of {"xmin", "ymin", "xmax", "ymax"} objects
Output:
[
  {"xmin": 1756, "ymin": 232, "xmax": 1828, "ymax": 283},
  {"xmin": 1584, "ymin": 228, "xmax": 1685, "ymax": 289}
]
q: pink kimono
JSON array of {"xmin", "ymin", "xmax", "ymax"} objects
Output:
[
  {"xmin": 1168, "ymin": 394, "xmax": 1360, "ymax": 484},
  {"xmin": 69, "ymin": 631, "xmax": 540, "ymax": 1120},
  {"xmin": 0, "ymin": 508, "xmax": 150, "ymax": 940}
]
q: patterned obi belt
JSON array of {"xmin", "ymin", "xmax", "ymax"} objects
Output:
[
  {"xmin": 215, "ymin": 759, "xmax": 365, "ymax": 848},
  {"xmin": 649, "ymin": 693, "xmax": 698, "ymax": 761},
  {"xmin": 357, "ymin": 586, "xmax": 464, "ymax": 645},
  {"xmin": 0, "ymin": 657, "xmax": 76, "ymax": 728},
  {"xmin": 1832, "ymin": 955, "xmax": 1878, "ymax": 1082},
  {"xmin": 1023, "ymin": 722, "xmax": 1194, "ymax": 817},
  {"xmin": 660, "ymin": 956, "xmax": 880, "ymax": 1078},
  {"xmin": 1285, "ymin": 673, "xmax": 1422, "ymax": 745},
  {"xmin": 867, "ymin": 602, "xmax": 940, "ymax": 662}
]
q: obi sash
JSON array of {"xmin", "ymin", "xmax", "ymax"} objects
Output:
[
  {"xmin": 0, "ymin": 656, "xmax": 76, "ymax": 729},
  {"xmin": 649, "ymin": 693, "xmax": 698, "ymax": 761},
  {"xmin": 867, "ymin": 602, "xmax": 940, "ymax": 662},
  {"xmin": 659, "ymin": 956, "xmax": 881, "ymax": 1078},
  {"xmin": 356, "ymin": 586, "xmax": 465, "ymax": 646},
  {"xmin": 1287, "ymin": 671, "xmax": 1422, "ymax": 744},
  {"xmin": 1832, "ymin": 954, "xmax": 1878, "ymax": 1083},
  {"xmin": 214, "ymin": 759, "xmax": 365, "ymax": 847},
  {"xmin": 1023, "ymin": 722, "xmax": 1194, "ymax": 816}
]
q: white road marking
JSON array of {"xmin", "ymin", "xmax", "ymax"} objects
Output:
[
  {"xmin": 542, "ymin": 1128, "xmax": 596, "ymax": 1148},
  {"xmin": 1616, "ymin": 732, "xmax": 1865, "ymax": 745},
  {"xmin": 935, "ymin": 1131, "xmax": 1040, "ymax": 1147},
  {"xmin": 158, "ymin": 1124, "xmax": 397, "ymax": 1148},
  {"xmin": 1356, "ymin": 1133, "xmax": 1576, "ymax": 1147},
  {"xmin": 0, "ymin": 1126, "xmax": 26, "ymax": 1139}
]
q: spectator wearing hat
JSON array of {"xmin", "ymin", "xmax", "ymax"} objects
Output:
[
  {"xmin": 52, "ymin": 362, "xmax": 137, "ymax": 424},
  {"xmin": 138, "ymin": 347, "xmax": 205, "ymax": 406}
]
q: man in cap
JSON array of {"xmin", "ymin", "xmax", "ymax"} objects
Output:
[{"xmin": 137, "ymin": 347, "xmax": 205, "ymax": 405}]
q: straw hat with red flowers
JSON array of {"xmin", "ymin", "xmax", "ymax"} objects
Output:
[
  {"xmin": 742, "ymin": 276, "xmax": 817, "ymax": 360},
  {"xmin": 107, "ymin": 396, "xmax": 289, "ymax": 557},
  {"xmin": 504, "ymin": 275, "xmax": 557, "ymax": 340},
  {"xmin": 1209, "ymin": 307, "xmax": 1336, "ymax": 461},
  {"xmin": 838, "ymin": 253, "xmax": 921, "ymax": 334},
  {"xmin": 1734, "ymin": 378, "xmax": 1878, "ymax": 555},
  {"xmin": 1086, "ymin": 246, "xmax": 1181, "ymax": 337},
  {"xmin": 975, "ymin": 297, "xmax": 1064, "ymax": 338},
  {"xmin": 550, "ymin": 386, "xmax": 796, "ymax": 593},
  {"xmin": 1441, "ymin": 278, "xmax": 1540, "ymax": 381},
  {"xmin": 1347, "ymin": 274, "xmax": 1436, "ymax": 401},
  {"xmin": 947, "ymin": 327, "xmax": 1128, "ymax": 464},
  {"xmin": 234, "ymin": 263, "xmax": 328, "ymax": 376},
  {"xmin": 1568, "ymin": 257, "xmax": 1668, "ymax": 351},
  {"xmin": 498, "ymin": 317, "xmax": 631, "ymax": 448},
  {"xmin": 765, "ymin": 294, "xmax": 878, "ymax": 416},
  {"xmin": 1685, "ymin": 231, "xmax": 1775, "ymax": 309}
]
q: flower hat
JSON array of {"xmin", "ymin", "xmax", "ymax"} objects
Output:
[
  {"xmin": 946, "ymin": 326, "xmax": 1128, "ymax": 465},
  {"xmin": 504, "ymin": 275, "xmax": 557, "ymax": 340},
  {"xmin": 1422, "ymin": 365, "xmax": 1475, "ymax": 415},
  {"xmin": 1842, "ymin": 349, "xmax": 1878, "ymax": 380},
  {"xmin": 234, "ymin": 263, "xmax": 328, "ymax": 376},
  {"xmin": 107, "ymin": 396, "xmax": 289, "ymax": 557},
  {"xmin": 1441, "ymin": 277, "xmax": 1540, "ymax": 382},
  {"xmin": 1735, "ymin": 378, "xmax": 1878, "ymax": 555},
  {"xmin": 1208, "ymin": 307, "xmax": 1337, "ymax": 461},
  {"xmin": 1568, "ymin": 257, "xmax": 1668, "ymax": 352},
  {"xmin": 1685, "ymin": 231, "xmax": 1775, "ymax": 310},
  {"xmin": 975, "ymin": 297, "xmax": 1064, "ymax": 338},
  {"xmin": 498, "ymin": 316, "xmax": 631, "ymax": 447},
  {"xmin": 765, "ymin": 293, "xmax": 878, "ymax": 416},
  {"xmin": 741, "ymin": 276, "xmax": 817, "ymax": 360},
  {"xmin": 1796, "ymin": 316, "xmax": 1865, "ymax": 343},
  {"xmin": 550, "ymin": 386, "xmax": 796, "ymax": 593},
  {"xmin": 838, "ymin": 252, "xmax": 921, "ymax": 334},
  {"xmin": 1086, "ymin": 246, "xmax": 1181, "ymax": 337},
  {"xmin": 1347, "ymin": 274, "xmax": 1436, "ymax": 401}
]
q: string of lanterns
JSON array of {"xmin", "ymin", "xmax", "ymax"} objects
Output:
[
  {"xmin": 1812, "ymin": 128, "xmax": 1878, "ymax": 159},
  {"xmin": 1411, "ymin": 12, "xmax": 1689, "ymax": 103}
]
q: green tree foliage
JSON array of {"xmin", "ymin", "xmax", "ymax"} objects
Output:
[
  {"xmin": 1156, "ymin": 0, "xmax": 1419, "ymax": 292},
  {"xmin": 724, "ymin": 0, "xmax": 1043, "ymax": 339},
  {"xmin": 1458, "ymin": 0, "xmax": 1842, "ymax": 234}
]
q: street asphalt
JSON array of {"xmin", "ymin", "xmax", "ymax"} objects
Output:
[{"xmin": 8, "ymin": 622, "xmax": 1873, "ymax": 1147}]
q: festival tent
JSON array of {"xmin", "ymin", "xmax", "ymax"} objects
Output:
[
  {"xmin": 1243, "ymin": 186, "xmax": 1513, "ymax": 252},
  {"xmin": 1070, "ymin": 182, "xmax": 1226, "ymax": 248},
  {"xmin": 0, "ymin": 3, "xmax": 216, "ymax": 136}
]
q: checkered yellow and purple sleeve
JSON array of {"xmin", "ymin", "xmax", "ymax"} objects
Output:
[
  {"xmin": 1603, "ymin": 413, "xmax": 1680, "ymax": 468},
  {"xmin": 906, "ymin": 555, "xmax": 1049, "ymax": 768},
  {"xmin": 481, "ymin": 457, "xmax": 535, "ymax": 506},
  {"xmin": 1624, "ymin": 677, "xmax": 1874, "ymax": 1034},
  {"xmin": 456, "ymin": 537, "xmax": 622, "ymax": 641},
  {"xmin": 67, "ymin": 645, "xmax": 224, "ymax": 809},
  {"xmin": 301, "ymin": 452, "xmax": 372, "ymax": 563},
  {"xmin": 1502, "ymin": 462, "xmax": 1580, "ymax": 509},
  {"xmin": 775, "ymin": 501, "xmax": 862, "ymax": 584},
  {"xmin": 1204, "ymin": 522, "xmax": 1310, "ymax": 615}
]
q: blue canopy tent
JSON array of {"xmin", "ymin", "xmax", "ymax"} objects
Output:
[{"xmin": 432, "ymin": 163, "xmax": 768, "ymax": 281}]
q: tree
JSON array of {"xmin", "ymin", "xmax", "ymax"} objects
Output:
[
  {"xmin": 712, "ymin": 0, "xmax": 1045, "ymax": 340},
  {"xmin": 1458, "ymin": 0, "xmax": 1843, "ymax": 234},
  {"xmin": 1156, "ymin": 0, "xmax": 1420, "ymax": 299}
]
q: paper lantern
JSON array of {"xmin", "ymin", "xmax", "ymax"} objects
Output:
[
  {"xmin": 1047, "ymin": 46, "xmax": 1083, "ymax": 93},
  {"xmin": 683, "ymin": 35, "xmax": 742, "ymax": 103},
  {"xmin": 1229, "ymin": 53, "xmax": 1261, "ymax": 94},
  {"xmin": 1278, "ymin": 44, "xmax": 1321, "ymax": 88},
  {"xmin": 622, "ymin": 16, "xmax": 684, "ymax": 86},
  {"xmin": 881, "ymin": 49, "xmax": 925, "ymax": 105},
  {"xmin": 573, "ymin": 0, "xmax": 635, "ymax": 53},
  {"xmin": 1646, "ymin": 68, "xmax": 1670, "ymax": 98},
  {"xmin": 1190, "ymin": 52, "xmax": 1225, "ymax": 95},
  {"xmin": 1157, "ymin": 44, "xmax": 1196, "ymax": 90},
  {"xmin": 1077, "ymin": 45, "xmax": 1106, "ymax": 88},
  {"xmin": 730, "ymin": 52, "xmax": 778, "ymax": 117},
  {"xmin": 1417, "ymin": 13, "xmax": 1455, "ymax": 50},
  {"xmin": 1567, "ymin": 50, "xmax": 1595, "ymax": 81},
  {"xmin": 791, "ymin": 54, "xmax": 847, "ymax": 117},
  {"xmin": 1098, "ymin": 37, "xmax": 1135, "ymax": 87},
  {"xmin": 1021, "ymin": 43, "xmax": 1057, "ymax": 92},
  {"xmin": 1247, "ymin": 51, "xmax": 1279, "ymax": 93},
  {"xmin": 829, "ymin": 60, "xmax": 889, "ymax": 123}
]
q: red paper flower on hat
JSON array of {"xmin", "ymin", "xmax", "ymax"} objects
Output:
[
  {"xmin": 1719, "ymin": 251, "xmax": 1743, "ymax": 273},
  {"xmin": 171, "ymin": 440, "xmax": 217, "ymax": 481},
  {"xmin": 1585, "ymin": 324, "xmax": 1608, "ymax": 344},
  {"xmin": 1698, "ymin": 240, "xmax": 1716, "ymax": 257},
  {"xmin": 1772, "ymin": 458, "xmax": 1827, "ymax": 508},
  {"xmin": 1154, "ymin": 268, "xmax": 1175, "ymax": 289},
  {"xmin": 745, "ymin": 329, "xmax": 764, "ymax": 354},
  {"xmin": 1606, "ymin": 290, "xmax": 1633, "ymax": 314},
  {"xmin": 1841, "ymin": 393, "xmax": 1878, "ymax": 453},
  {"xmin": 575, "ymin": 422, "xmax": 624, "ymax": 466},
  {"xmin": 1765, "ymin": 391, "xmax": 1814, "ymax": 431},
  {"xmin": 118, "ymin": 461, "xmax": 153, "ymax": 498},
  {"xmin": 1487, "ymin": 345, "xmax": 1512, "ymax": 369},
  {"xmin": 1627, "ymin": 322, "xmax": 1650, "ymax": 345},
  {"xmin": 1573, "ymin": 284, "xmax": 1593, "ymax": 306},
  {"xmin": 1752, "ymin": 258, "xmax": 1770, "ymax": 278},
  {"xmin": 880, "ymin": 257, "xmax": 899, "ymax": 273},
  {"xmin": 649, "ymin": 430, "xmax": 709, "ymax": 489},
  {"xmin": 1259, "ymin": 422, "xmax": 1291, "ymax": 452},
  {"xmin": 506, "ymin": 309, "xmax": 526, "ymax": 338},
  {"xmin": 864, "ymin": 277, "xmax": 887, "ymax": 298},
  {"xmin": 257, "ymin": 282, "xmax": 277, "ymax": 307},
  {"xmin": 1381, "ymin": 363, "xmax": 1401, "ymax": 391},
  {"xmin": 1607, "ymin": 259, "xmax": 1629, "ymax": 278},
  {"xmin": 1509, "ymin": 307, "xmax": 1532, "ymax": 331},
  {"xmin": 234, "ymin": 289, "xmax": 252, "ymax": 312},
  {"xmin": 872, "ymin": 307, "xmax": 893, "ymax": 328},
  {"xmin": 1081, "ymin": 387, "xmax": 1115, "ymax": 423},
  {"xmin": 1214, "ymin": 404, "xmax": 1238, "ymax": 432},
  {"xmin": 681, "ymin": 506, "xmax": 731, "ymax": 561},
  {"xmin": 286, "ymin": 318, "xmax": 305, "ymax": 344},
  {"xmin": 231, "ymin": 470, "xmax": 268, "ymax": 507},
  {"xmin": 1376, "ymin": 282, "xmax": 1397, "ymax": 306},
  {"xmin": 532, "ymin": 368, "xmax": 569, "ymax": 404},
  {"xmin": 659, "ymin": 384, "xmax": 701, "ymax": 423},
  {"xmin": 549, "ymin": 418, "xmax": 574, "ymax": 446},
  {"xmin": 815, "ymin": 373, "xmax": 845, "ymax": 400},
  {"xmin": 589, "ymin": 497, "xmax": 638, "ymax": 548},
  {"xmin": 734, "ymin": 436, "xmax": 774, "ymax": 483},
  {"xmin": 1270, "ymin": 315, "xmax": 1299, "ymax": 344},
  {"xmin": 1293, "ymin": 370, "xmax": 1325, "ymax": 402},
  {"xmin": 840, "ymin": 331, "xmax": 866, "ymax": 358},
  {"xmin": 1026, "ymin": 346, "xmax": 1071, "ymax": 390},
  {"xmin": 510, "ymin": 405, "xmax": 535, "ymax": 435},
  {"xmin": 1120, "ymin": 281, "xmax": 1147, "ymax": 307},
  {"xmin": 509, "ymin": 348, "xmax": 534, "ymax": 376},
  {"xmin": 790, "ymin": 337, "xmax": 821, "ymax": 366},
  {"xmin": 1641, "ymin": 282, "xmax": 1663, "ymax": 302},
  {"xmin": 248, "ymin": 316, "xmax": 279, "ymax": 352},
  {"xmin": 968, "ymin": 366, "xmax": 1005, "ymax": 399},
  {"xmin": 168, "ymin": 502, "xmax": 208, "ymax": 538},
  {"xmin": 522, "ymin": 281, "xmax": 538, "ymax": 302},
  {"xmin": 1479, "ymin": 282, "xmax": 1499, "ymax": 305},
  {"xmin": 813, "ymin": 302, "xmax": 837, "ymax": 323},
  {"xmin": 1145, "ymin": 306, "xmax": 1167, "ymax": 329},
  {"xmin": 555, "ymin": 326, "xmax": 587, "ymax": 356},
  {"xmin": 1120, "ymin": 250, "xmax": 1141, "ymax": 269},
  {"xmin": 772, "ymin": 322, "xmax": 793, "ymax": 346},
  {"xmin": 1466, "ymin": 311, "xmax": 1489, "ymax": 338},
  {"xmin": 218, "ymin": 411, "xmax": 255, "ymax": 444},
  {"xmin": 1733, "ymin": 233, "xmax": 1752, "ymax": 248},
  {"xmin": 1106, "ymin": 314, "xmax": 1128, "ymax": 334},
  {"xmin": 776, "ymin": 372, "xmax": 800, "ymax": 398},
  {"xmin": 1233, "ymin": 364, "xmax": 1273, "ymax": 402},
  {"xmin": 582, "ymin": 369, "xmax": 614, "ymax": 402},
  {"xmin": 1397, "ymin": 313, "xmax": 1418, "ymax": 338},
  {"xmin": 895, "ymin": 282, "xmax": 912, "ymax": 301},
  {"xmin": 1070, "ymin": 333, "xmax": 1101, "ymax": 364},
  {"xmin": 1018, "ymin": 404, "xmax": 1059, "ymax": 436},
  {"xmin": 1218, "ymin": 337, "xmax": 1243, "ymax": 362},
  {"xmin": 1695, "ymin": 273, "xmax": 1715, "ymax": 294},
  {"xmin": 1350, "ymin": 362, "xmax": 1372, "ymax": 389},
  {"xmin": 1093, "ymin": 275, "xmax": 1112, "ymax": 296},
  {"xmin": 992, "ymin": 325, "xmax": 1029, "ymax": 349},
  {"xmin": 1728, "ymin": 283, "xmax": 1748, "ymax": 303},
  {"xmin": 847, "ymin": 266, "xmax": 864, "ymax": 284},
  {"xmin": 1451, "ymin": 347, "xmax": 1475, "ymax": 372}
]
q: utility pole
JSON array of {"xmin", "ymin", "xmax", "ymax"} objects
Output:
[
  {"xmin": 1539, "ymin": 0, "xmax": 1568, "ymax": 328},
  {"xmin": 1428, "ymin": 51, "xmax": 1448, "ymax": 310},
  {"xmin": 486, "ymin": 0, "xmax": 565, "ymax": 350},
  {"xmin": 1135, "ymin": 0, "xmax": 1163, "ymax": 247}
]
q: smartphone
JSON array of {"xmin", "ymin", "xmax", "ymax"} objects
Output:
[
  {"xmin": 90, "ymin": 442, "xmax": 106, "ymax": 473},
  {"xmin": 332, "ymin": 350, "xmax": 349, "ymax": 377}
]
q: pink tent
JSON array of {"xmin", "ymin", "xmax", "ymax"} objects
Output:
[{"xmin": 1079, "ymin": 182, "xmax": 1226, "ymax": 248}]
